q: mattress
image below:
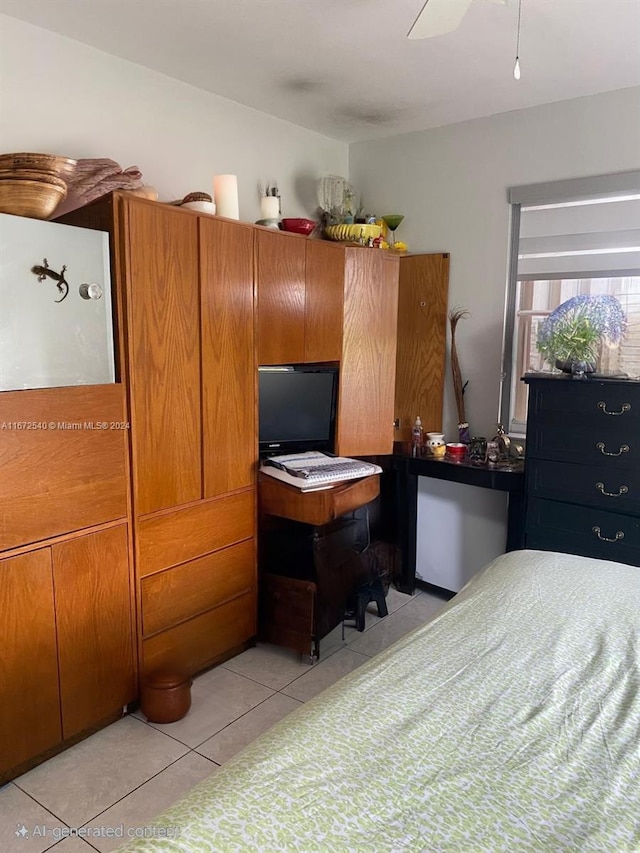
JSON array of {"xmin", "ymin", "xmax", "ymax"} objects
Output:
[{"xmin": 117, "ymin": 550, "xmax": 640, "ymax": 852}]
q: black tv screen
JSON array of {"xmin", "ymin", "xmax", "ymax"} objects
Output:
[{"xmin": 258, "ymin": 365, "xmax": 338, "ymax": 455}]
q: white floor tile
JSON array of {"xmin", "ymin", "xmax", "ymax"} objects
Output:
[
  {"xmin": 196, "ymin": 693, "xmax": 302, "ymax": 764},
  {"xmin": 84, "ymin": 753, "xmax": 216, "ymax": 853},
  {"xmin": 221, "ymin": 643, "xmax": 316, "ymax": 690},
  {"xmin": 138, "ymin": 668, "xmax": 273, "ymax": 748},
  {"xmin": 0, "ymin": 784, "xmax": 66, "ymax": 853},
  {"xmin": 282, "ymin": 647, "xmax": 370, "ymax": 702},
  {"xmin": 401, "ymin": 591, "xmax": 448, "ymax": 622},
  {"xmin": 13, "ymin": 717, "xmax": 187, "ymax": 829},
  {"xmin": 347, "ymin": 606, "xmax": 432, "ymax": 657}
]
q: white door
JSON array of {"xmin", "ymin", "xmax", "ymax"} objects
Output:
[{"xmin": 0, "ymin": 213, "xmax": 115, "ymax": 391}]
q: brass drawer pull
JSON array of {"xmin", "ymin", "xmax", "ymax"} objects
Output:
[
  {"xmin": 597, "ymin": 401, "xmax": 631, "ymax": 416},
  {"xmin": 596, "ymin": 442, "xmax": 629, "ymax": 457},
  {"xmin": 595, "ymin": 482, "xmax": 628, "ymax": 498},
  {"xmin": 592, "ymin": 526, "xmax": 624, "ymax": 543}
]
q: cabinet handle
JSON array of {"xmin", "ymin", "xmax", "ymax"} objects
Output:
[
  {"xmin": 597, "ymin": 401, "xmax": 631, "ymax": 416},
  {"xmin": 596, "ymin": 442, "xmax": 629, "ymax": 457},
  {"xmin": 595, "ymin": 482, "xmax": 628, "ymax": 498},
  {"xmin": 592, "ymin": 526, "xmax": 625, "ymax": 543}
]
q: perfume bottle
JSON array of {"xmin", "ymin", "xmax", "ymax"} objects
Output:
[{"xmin": 411, "ymin": 416, "xmax": 423, "ymax": 457}]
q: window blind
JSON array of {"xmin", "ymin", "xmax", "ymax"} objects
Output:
[{"xmin": 510, "ymin": 170, "xmax": 640, "ymax": 279}]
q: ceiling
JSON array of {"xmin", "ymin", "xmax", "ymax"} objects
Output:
[{"xmin": 3, "ymin": 0, "xmax": 639, "ymax": 142}]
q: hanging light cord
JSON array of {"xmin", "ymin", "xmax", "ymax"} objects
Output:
[{"xmin": 514, "ymin": 0, "xmax": 522, "ymax": 79}]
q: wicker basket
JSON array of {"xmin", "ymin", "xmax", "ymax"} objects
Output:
[
  {"xmin": 0, "ymin": 177, "xmax": 67, "ymax": 219},
  {"xmin": 0, "ymin": 152, "xmax": 77, "ymax": 177}
]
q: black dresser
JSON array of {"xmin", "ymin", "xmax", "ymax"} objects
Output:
[{"xmin": 523, "ymin": 375, "xmax": 640, "ymax": 566}]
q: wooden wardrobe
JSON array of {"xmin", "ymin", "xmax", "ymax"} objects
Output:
[{"xmin": 62, "ymin": 194, "xmax": 259, "ymax": 680}]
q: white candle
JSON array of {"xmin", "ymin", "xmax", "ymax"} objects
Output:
[
  {"xmin": 260, "ymin": 196, "xmax": 280, "ymax": 220},
  {"xmin": 213, "ymin": 174, "xmax": 239, "ymax": 219}
]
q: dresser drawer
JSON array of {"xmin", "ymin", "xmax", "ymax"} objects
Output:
[
  {"xmin": 527, "ymin": 459, "xmax": 640, "ymax": 515},
  {"xmin": 525, "ymin": 498, "xmax": 640, "ymax": 566},
  {"xmin": 142, "ymin": 591, "xmax": 256, "ymax": 677},
  {"xmin": 138, "ymin": 489, "xmax": 255, "ymax": 576},
  {"xmin": 527, "ymin": 419, "xmax": 636, "ymax": 469},
  {"xmin": 141, "ymin": 539, "xmax": 256, "ymax": 636},
  {"xmin": 529, "ymin": 381, "xmax": 640, "ymax": 428}
]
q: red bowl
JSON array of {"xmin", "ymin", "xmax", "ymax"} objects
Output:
[{"xmin": 281, "ymin": 218, "xmax": 316, "ymax": 235}]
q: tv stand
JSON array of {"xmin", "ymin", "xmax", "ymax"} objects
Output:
[{"xmin": 258, "ymin": 474, "xmax": 380, "ymax": 659}]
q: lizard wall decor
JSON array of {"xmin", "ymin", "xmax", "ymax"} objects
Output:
[{"xmin": 31, "ymin": 258, "xmax": 70, "ymax": 303}]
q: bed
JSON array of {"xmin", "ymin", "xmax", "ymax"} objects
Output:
[{"xmin": 118, "ymin": 550, "xmax": 640, "ymax": 852}]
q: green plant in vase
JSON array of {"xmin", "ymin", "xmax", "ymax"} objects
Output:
[
  {"xmin": 536, "ymin": 309, "xmax": 602, "ymax": 373},
  {"xmin": 381, "ymin": 214, "xmax": 404, "ymax": 249},
  {"xmin": 536, "ymin": 295, "xmax": 626, "ymax": 374}
]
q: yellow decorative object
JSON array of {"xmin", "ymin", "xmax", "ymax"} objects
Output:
[
  {"xmin": 325, "ymin": 223, "xmax": 382, "ymax": 243},
  {"xmin": 393, "ymin": 241, "xmax": 408, "ymax": 252}
]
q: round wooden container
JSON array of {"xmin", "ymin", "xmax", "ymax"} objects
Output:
[{"xmin": 139, "ymin": 671, "xmax": 192, "ymax": 724}]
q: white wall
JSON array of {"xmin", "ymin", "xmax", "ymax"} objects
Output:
[
  {"xmin": 350, "ymin": 87, "xmax": 640, "ymax": 439},
  {"xmin": 0, "ymin": 15, "xmax": 348, "ymax": 221}
]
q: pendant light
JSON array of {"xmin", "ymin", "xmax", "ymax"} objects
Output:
[{"xmin": 513, "ymin": 0, "xmax": 522, "ymax": 79}]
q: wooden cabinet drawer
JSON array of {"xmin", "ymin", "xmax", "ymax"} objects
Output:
[
  {"xmin": 142, "ymin": 591, "xmax": 256, "ymax": 676},
  {"xmin": 529, "ymin": 380, "xmax": 640, "ymax": 428},
  {"xmin": 527, "ymin": 419, "xmax": 636, "ymax": 469},
  {"xmin": 525, "ymin": 498, "xmax": 640, "ymax": 566},
  {"xmin": 138, "ymin": 489, "xmax": 255, "ymax": 576},
  {"xmin": 142, "ymin": 539, "xmax": 256, "ymax": 636},
  {"xmin": 527, "ymin": 459, "xmax": 640, "ymax": 515}
]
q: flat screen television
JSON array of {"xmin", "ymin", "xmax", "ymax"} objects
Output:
[{"xmin": 258, "ymin": 364, "xmax": 338, "ymax": 456}]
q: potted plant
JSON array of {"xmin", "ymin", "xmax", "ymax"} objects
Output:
[{"xmin": 536, "ymin": 295, "xmax": 626, "ymax": 374}]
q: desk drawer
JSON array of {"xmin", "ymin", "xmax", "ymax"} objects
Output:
[
  {"xmin": 525, "ymin": 498, "xmax": 640, "ymax": 566},
  {"xmin": 529, "ymin": 381, "xmax": 640, "ymax": 427},
  {"xmin": 527, "ymin": 420, "xmax": 637, "ymax": 469},
  {"xmin": 527, "ymin": 459, "xmax": 640, "ymax": 515}
]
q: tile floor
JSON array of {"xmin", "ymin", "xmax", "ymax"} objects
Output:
[{"xmin": 0, "ymin": 587, "xmax": 446, "ymax": 853}]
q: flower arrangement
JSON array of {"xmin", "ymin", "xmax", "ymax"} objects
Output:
[{"xmin": 536, "ymin": 294, "xmax": 626, "ymax": 371}]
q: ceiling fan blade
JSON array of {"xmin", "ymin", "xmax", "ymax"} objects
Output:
[{"xmin": 408, "ymin": 0, "xmax": 474, "ymax": 39}]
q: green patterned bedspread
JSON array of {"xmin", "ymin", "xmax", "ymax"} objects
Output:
[{"xmin": 118, "ymin": 550, "xmax": 640, "ymax": 852}]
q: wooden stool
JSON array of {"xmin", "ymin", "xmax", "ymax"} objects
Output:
[{"xmin": 139, "ymin": 672, "xmax": 192, "ymax": 723}]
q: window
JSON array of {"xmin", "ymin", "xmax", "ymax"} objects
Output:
[{"xmin": 501, "ymin": 172, "xmax": 640, "ymax": 436}]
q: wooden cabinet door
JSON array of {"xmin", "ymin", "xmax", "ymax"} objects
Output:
[
  {"xmin": 304, "ymin": 241, "xmax": 344, "ymax": 363},
  {"xmin": 200, "ymin": 218, "xmax": 256, "ymax": 497},
  {"xmin": 336, "ymin": 250, "xmax": 399, "ymax": 456},
  {"xmin": 0, "ymin": 385, "xmax": 128, "ymax": 551},
  {"xmin": 52, "ymin": 524, "xmax": 134, "ymax": 739},
  {"xmin": 0, "ymin": 550, "xmax": 61, "ymax": 774},
  {"xmin": 394, "ymin": 254, "xmax": 449, "ymax": 441},
  {"xmin": 125, "ymin": 200, "xmax": 201, "ymax": 514},
  {"xmin": 256, "ymin": 229, "xmax": 306, "ymax": 365}
]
